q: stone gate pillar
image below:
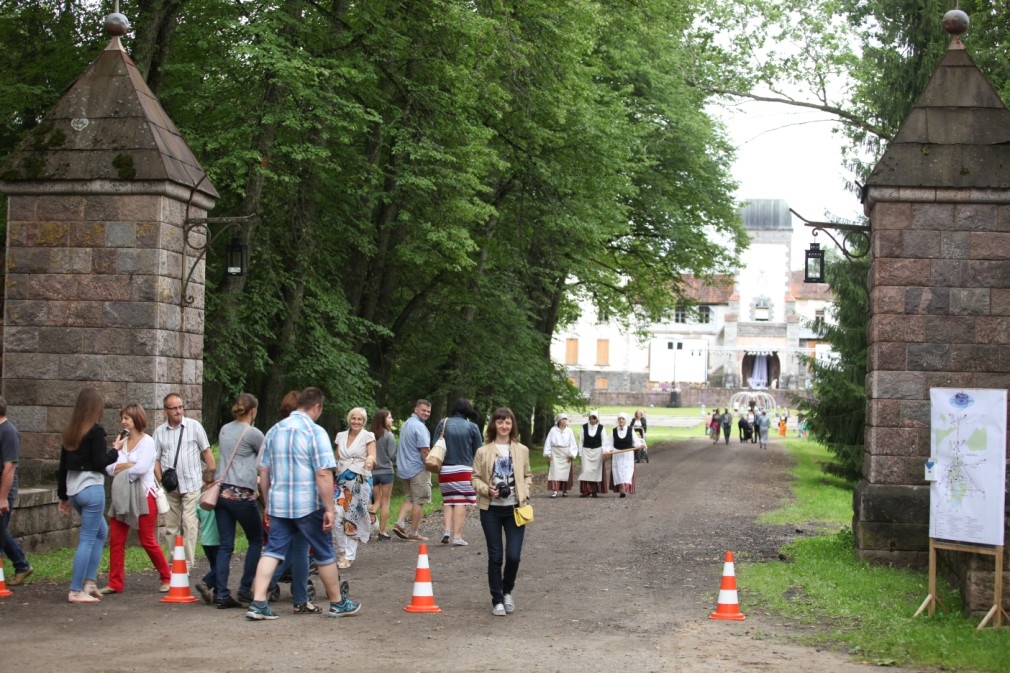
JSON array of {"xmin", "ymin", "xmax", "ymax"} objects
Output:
[
  {"xmin": 856, "ymin": 16, "xmax": 1010, "ymax": 610},
  {"xmin": 0, "ymin": 31, "xmax": 217, "ymax": 480}
]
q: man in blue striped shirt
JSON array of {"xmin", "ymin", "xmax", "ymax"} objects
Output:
[{"xmin": 245, "ymin": 387, "xmax": 361, "ymax": 620}]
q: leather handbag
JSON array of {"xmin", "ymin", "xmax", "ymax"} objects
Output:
[
  {"xmin": 424, "ymin": 419, "xmax": 448, "ymax": 473},
  {"xmin": 153, "ymin": 482, "xmax": 171, "ymax": 515},
  {"xmin": 199, "ymin": 425, "xmax": 250, "ymax": 511},
  {"xmin": 513, "ymin": 503, "xmax": 534, "ymax": 527}
]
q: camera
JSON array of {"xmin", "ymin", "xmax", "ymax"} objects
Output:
[{"xmin": 494, "ymin": 479, "xmax": 511, "ymax": 499}]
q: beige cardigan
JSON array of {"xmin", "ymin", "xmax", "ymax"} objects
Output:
[{"xmin": 471, "ymin": 440, "xmax": 532, "ymax": 510}]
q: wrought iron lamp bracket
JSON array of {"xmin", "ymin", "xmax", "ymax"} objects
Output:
[
  {"xmin": 180, "ymin": 214, "xmax": 257, "ymax": 307},
  {"xmin": 790, "ymin": 208, "xmax": 870, "ymax": 261}
]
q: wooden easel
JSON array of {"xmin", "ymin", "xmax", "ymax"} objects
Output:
[{"xmin": 914, "ymin": 538, "xmax": 1009, "ymax": 629}]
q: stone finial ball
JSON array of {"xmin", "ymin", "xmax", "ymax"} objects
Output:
[
  {"xmin": 104, "ymin": 12, "xmax": 131, "ymax": 36},
  {"xmin": 942, "ymin": 9, "xmax": 969, "ymax": 36}
]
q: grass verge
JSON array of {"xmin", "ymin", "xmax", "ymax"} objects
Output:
[{"xmin": 739, "ymin": 438, "xmax": 1010, "ymax": 672}]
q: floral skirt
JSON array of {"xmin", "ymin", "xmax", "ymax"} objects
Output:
[{"xmin": 335, "ymin": 470, "xmax": 373, "ymax": 544}]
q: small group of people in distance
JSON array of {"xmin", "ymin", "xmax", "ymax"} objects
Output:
[
  {"xmin": 708, "ymin": 407, "xmax": 774, "ymax": 450},
  {"xmin": 544, "ymin": 409, "xmax": 648, "ymax": 500}
]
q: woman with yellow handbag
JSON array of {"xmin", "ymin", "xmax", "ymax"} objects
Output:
[{"xmin": 471, "ymin": 407, "xmax": 532, "ymax": 617}]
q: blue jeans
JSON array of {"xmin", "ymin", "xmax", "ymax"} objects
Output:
[
  {"xmin": 270, "ymin": 532, "xmax": 310, "ymax": 604},
  {"xmin": 69, "ymin": 485, "xmax": 108, "ymax": 592},
  {"xmin": 214, "ymin": 496, "xmax": 263, "ymax": 600},
  {"xmin": 2, "ymin": 496, "xmax": 30, "ymax": 572},
  {"xmin": 479, "ymin": 505, "xmax": 525, "ymax": 607}
]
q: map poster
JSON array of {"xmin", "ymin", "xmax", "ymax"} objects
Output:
[{"xmin": 929, "ymin": 388, "xmax": 1007, "ymax": 546}]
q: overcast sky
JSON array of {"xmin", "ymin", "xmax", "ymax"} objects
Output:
[{"xmin": 719, "ymin": 99, "xmax": 866, "ymax": 269}]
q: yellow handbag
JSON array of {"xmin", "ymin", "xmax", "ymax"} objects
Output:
[{"xmin": 513, "ymin": 503, "xmax": 534, "ymax": 526}]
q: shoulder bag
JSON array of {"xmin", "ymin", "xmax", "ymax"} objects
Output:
[
  {"xmin": 513, "ymin": 503, "xmax": 534, "ymax": 526},
  {"xmin": 424, "ymin": 418, "xmax": 449, "ymax": 473},
  {"xmin": 199, "ymin": 425, "xmax": 250, "ymax": 511},
  {"xmin": 160, "ymin": 429, "xmax": 184, "ymax": 492},
  {"xmin": 153, "ymin": 481, "xmax": 171, "ymax": 515}
]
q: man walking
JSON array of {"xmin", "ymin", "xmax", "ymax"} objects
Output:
[
  {"xmin": 245, "ymin": 387, "xmax": 360, "ymax": 620},
  {"xmin": 392, "ymin": 399, "xmax": 432, "ymax": 541},
  {"xmin": 0, "ymin": 397, "xmax": 32, "ymax": 586},
  {"xmin": 154, "ymin": 393, "xmax": 215, "ymax": 575}
]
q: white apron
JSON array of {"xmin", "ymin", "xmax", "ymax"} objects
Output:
[{"xmin": 579, "ymin": 447, "xmax": 604, "ymax": 482}]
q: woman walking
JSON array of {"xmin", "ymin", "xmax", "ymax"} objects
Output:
[
  {"xmin": 472, "ymin": 407, "xmax": 532, "ymax": 616},
  {"xmin": 544, "ymin": 413, "xmax": 578, "ymax": 498},
  {"xmin": 370, "ymin": 409, "xmax": 396, "ymax": 541},
  {"xmin": 607, "ymin": 413, "xmax": 642, "ymax": 497},
  {"xmin": 333, "ymin": 407, "xmax": 376, "ymax": 569},
  {"xmin": 102, "ymin": 404, "xmax": 172, "ymax": 595},
  {"xmin": 213, "ymin": 393, "xmax": 265, "ymax": 609},
  {"xmin": 578, "ymin": 411, "xmax": 608, "ymax": 497},
  {"xmin": 58, "ymin": 388, "xmax": 117, "ymax": 603},
  {"xmin": 436, "ymin": 398, "xmax": 483, "ymax": 546}
]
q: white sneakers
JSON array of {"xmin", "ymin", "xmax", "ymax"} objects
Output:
[
  {"xmin": 503, "ymin": 593, "xmax": 515, "ymax": 613},
  {"xmin": 491, "ymin": 603, "xmax": 506, "ymax": 616}
]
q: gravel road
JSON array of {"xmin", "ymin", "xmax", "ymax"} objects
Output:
[{"xmin": 0, "ymin": 435, "xmax": 929, "ymax": 673}]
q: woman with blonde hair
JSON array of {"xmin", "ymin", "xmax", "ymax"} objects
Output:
[
  {"xmin": 472, "ymin": 407, "xmax": 532, "ymax": 616},
  {"xmin": 213, "ymin": 393, "xmax": 266, "ymax": 609},
  {"xmin": 102, "ymin": 403, "xmax": 172, "ymax": 595},
  {"xmin": 58, "ymin": 388, "xmax": 118, "ymax": 603},
  {"xmin": 333, "ymin": 407, "xmax": 376, "ymax": 569}
]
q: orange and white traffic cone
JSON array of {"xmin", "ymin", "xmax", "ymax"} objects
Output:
[
  {"xmin": 403, "ymin": 543, "xmax": 441, "ymax": 613},
  {"xmin": 160, "ymin": 535, "xmax": 197, "ymax": 604},
  {"xmin": 709, "ymin": 551, "xmax": 745, "ymax": 621},
  {"xmin": 0, "ymin": 562, "xmax": 12, "ymax": 597}
]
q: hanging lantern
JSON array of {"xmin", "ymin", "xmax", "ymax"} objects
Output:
[
  {"xmin": 225, "ymin": 234, "xmax": 247, "ymax": 276},
  {"xmin": 804, "ymin": 242, "xmax": 825, "ymax": 283}
]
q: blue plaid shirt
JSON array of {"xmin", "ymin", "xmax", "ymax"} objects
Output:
[{"xmin": 259, "ymin": 410, "xmax": 336, "ymax": 519}]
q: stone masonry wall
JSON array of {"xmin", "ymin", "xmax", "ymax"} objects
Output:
[
  {"xmin": 2, "ymin": 187, "xmax": 207, "ymax": 479},
  {"xmin": 858, "ymin": 188, "xmax": 1010, "ymax": 611}
]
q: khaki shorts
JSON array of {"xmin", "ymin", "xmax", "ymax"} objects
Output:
[{"xmin": 403, "ymin": 472, "xmax": 432, "ymax": 505}]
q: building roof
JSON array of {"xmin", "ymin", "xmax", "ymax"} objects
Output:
[
  {"xmin": 866, "ymin": 41, "xmax": 1010, "ymax": 189},
  {"xmin": 682, "ymin": 275, "xmax": 734, "ymax": 304},
  {"xmin": 0, "ymin": 38, "xmax": 218, "ymax": 199},
  {"xmin": 739, "ymin": 199, "xmax": 792, "ymax": 231},
  {"xmin": 789, "ymin": 270, "xmax": 833, "ymax": 301}
]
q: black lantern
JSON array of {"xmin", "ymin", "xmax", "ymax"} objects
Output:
[
  {"xmin": 804, "ymin": 242, "xmax": 825, "ymax": 283},
  {"xmin": 225, "ymin": 233, "xmax": 247, "ymax": 276}
]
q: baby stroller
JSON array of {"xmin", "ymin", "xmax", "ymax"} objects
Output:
[
  {"xmin": 633, "ymin": 427, "xmax": 649, "ymax": 463},
  {"xmin": 268, "ymin": 554, "xmax": 319, "ymax": 603}
]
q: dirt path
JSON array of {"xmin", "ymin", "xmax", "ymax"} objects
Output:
[{"xmin": 1, "ymin": 436, "xmax": 929, "ymax": 672}]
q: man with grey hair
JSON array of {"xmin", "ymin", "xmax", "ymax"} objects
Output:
[{"xmin": 154, "ymin": 392, "xmax": 215, "ymax": 577}]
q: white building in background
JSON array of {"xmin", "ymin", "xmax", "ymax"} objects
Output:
[{"xmin": 552, "ymin": 199, "xmax": 835, "ymax": 395}]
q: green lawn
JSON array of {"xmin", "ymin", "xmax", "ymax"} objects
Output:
[{"xmin": 740, "ymin": 438, "xmax": 1010, "ymax": 672}]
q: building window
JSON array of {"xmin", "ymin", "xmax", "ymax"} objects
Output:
[
  {"xmin": 596, "ymin": 339, "xmax": 609, "ymax": 366},
  {"xmin": 674, "ymin": 306, "xmax": 687, "ymax": 323},
  {"xmin": 596, "ymin": 306, "xmax": 610, "ymax": 324},
  {"xmin": 698, "ymin": 305, "xmax": 711, "ymax": 324},
  {"xmin": 565, "ymin": 338, "xmax": 578, "ymax": 365},
  {"xmin": 753, "ymin": 297, "xmax": 771, "ymax": 322},
  {"xmin": 595, "ymin": 376, "xmax": 609, "ymax": 390},
  {"xmin": 814, "ymin": 309, "xmax": 825, "ymax": 328}
]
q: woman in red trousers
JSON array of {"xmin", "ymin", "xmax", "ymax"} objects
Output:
[{"xmin": 101, "ymin": 404, "xmax": 172, "ymax": 594}]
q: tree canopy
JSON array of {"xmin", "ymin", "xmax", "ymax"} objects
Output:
[{"xmin": 0, "ymin": 0, "xmax": 746, "ymax": 437}]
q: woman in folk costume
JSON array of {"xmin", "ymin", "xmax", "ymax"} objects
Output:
[
  {"xmin": 333, "ymin": 407, "xmax": 376, "ymax": 570},
  {"xmin": 578, "ymin": 411, "xmax": 608, "ymax": 497},
  {"xmin": 606, "ymin": 413, "xmax": 642, "ymax": 497},
  {"xmin": 544, "ymin": 413, "xmax": 579, "ymax": 498}
]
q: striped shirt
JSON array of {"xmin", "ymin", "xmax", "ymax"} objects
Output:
[
  {"xmin": 259, "ymin": 410, "xmax": 336, "ymax": 519},
  {"xmin": 153, "ymin": 419, "xmax": 211, "ymax": 494}
]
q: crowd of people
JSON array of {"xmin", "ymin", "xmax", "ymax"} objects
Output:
[{"xmin": 3, "ymin": 394, "xmax": 663, "ymax": 619}]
